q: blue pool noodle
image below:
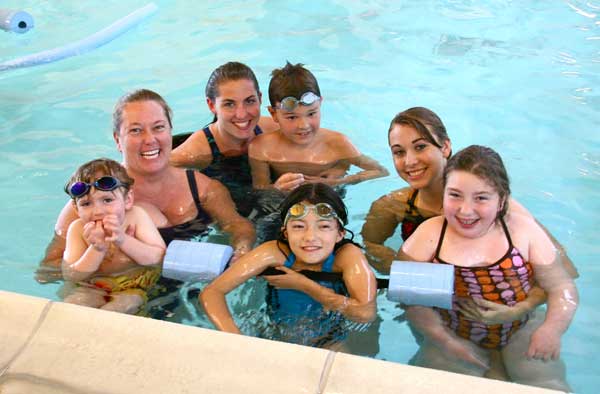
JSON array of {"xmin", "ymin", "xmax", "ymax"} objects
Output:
[{"xmin": 0, "ymin": 3, "xmax": 157, "ymax": 72}]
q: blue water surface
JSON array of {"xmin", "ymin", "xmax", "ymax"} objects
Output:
[{"xmin": 1, "ymin": 1, "xmax": 598, "ymax": 392}]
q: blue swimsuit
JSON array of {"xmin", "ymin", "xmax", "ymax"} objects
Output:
[{"xmin": 265, "ymin": 252, "xmax": 349, "ymax": 347}]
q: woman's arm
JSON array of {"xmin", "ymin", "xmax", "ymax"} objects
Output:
[
  {"xmin": 200, "ymin": 177, "xmax": 256, "ymax": 259},
  {"xmin": 38, "ymin": 201, "xmax": 79, "ymax": 271},
  {"xmin": 170, "ymin": 129, "xmax": 213, "ymax": 169},
  {"xmin": 361, "ymin": 192, "xmax": 407, "ymax": 274},
  {"xmin": 200, "ymin": 242, "xmax": 282, "ymax": 333}
]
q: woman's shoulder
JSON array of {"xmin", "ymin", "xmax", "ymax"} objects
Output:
[{"xmin": 171, "ymin": 127, "xmax": 212, "ymax": 156}]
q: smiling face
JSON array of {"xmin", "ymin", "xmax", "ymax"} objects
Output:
[
  {"xmin": 113, "ymin": 100, "xmax": 172, "ymax": 176},
  {"xmin": 269, "ymin": 100, "xmax": 322, "ymax": 146},
  {"xmin": 284, "ymin": 200, "xmax": 344, "ymax": 265},
  {"xmin": 443, "ymin": 170, "xmax": 503, "ymax": 238},
  {"xmin": 207, "ymin": 78, "xmax": 262, "ymax": 142},
  {"xmin": 388, "ymin": 123, "xmax": 451, "ymax": 190}
]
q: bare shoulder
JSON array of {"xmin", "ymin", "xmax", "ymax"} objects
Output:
[
  {"xmin": 56, "ymin": 200, "xmax": 79, "ymax": 236},
  {"xmin": 257, "ymin": 116, "xmax": 279, "ymax": 133},
  {"xmin": 322, "ymin": 128, "xmax": 360, "ymax": 156},
  {"xmin": 248, "ymin": 131, "xmax": 280, "ymax": 158},
  {"xmin": 401, "ymin": 216, "xmax": 444, "ymax": 259}
]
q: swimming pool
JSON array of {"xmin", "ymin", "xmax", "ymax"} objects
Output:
[{"xmin": 1, "ymin": 0, "xmax": 598, "ymax": 391}]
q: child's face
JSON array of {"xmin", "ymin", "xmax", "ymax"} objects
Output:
[
  {"xmin": 443, "ymin": 170, "xmax": 502, "ymax": 239},
  {"xmin": 269, "ymin": 100, "xmax": 322, "ymax": 146},
  {"xmin": 284, "ymin": 201, "xmax": 344, "ymax": 265},
  {"xmin": 389, "ymin": 124, "xmax": 451, "ymax": 190},
  {"xmin": 114, "ymin": 100, "xmax": 172, "ymax": 175},
  {"xmin": 207, "ymin": 79, "xmax": 262, "ymax": 141},
  {"xmin": 75, "ymin": 188, "xmax": 133, "ymax": 225}
]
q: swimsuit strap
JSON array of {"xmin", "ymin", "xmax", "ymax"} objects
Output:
[
  {"xmin": 254, "ymin": 124, "xmax": 263, "ymax": 135},
  {"xmin": 185, "ymin": 169, "xmax": 202, "ymax": 206},
  {"xmin": 203, "ymin": 126, "xmax": 221, "ymax": 161},
  {"xmin": 499, "ymin": 216, "xmax": 514, "ymax": 249},
  {"xmin": 434, "ymin": 218, "xmax": 449, "ymax": 263},
  {"xmin": 283, "ymin": 252, "xmax": 296, "ymax": 268},
  {"xmin": 406, "ymin": 189, "xmax": 419, "ymax": 212},
  {"xmin": 321, "ymin": 253, "xmax": 335, "ymax": 272}
]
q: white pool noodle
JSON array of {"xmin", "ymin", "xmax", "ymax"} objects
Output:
[{"xmin": 0, "ymin": 3, "xmax": 157, "ymax": 72}]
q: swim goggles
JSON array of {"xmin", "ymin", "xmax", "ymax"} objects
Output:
[
  {"xmin": 284, "ymin": 202, "xmax": 340, "ymax": 226},
  {"xmin": 276, "ymin": 92, "xmax": 320, "ymax": 112},
  {"xmin": 65, "ymin": 176, "xmax": 128, "ymax": 199}
]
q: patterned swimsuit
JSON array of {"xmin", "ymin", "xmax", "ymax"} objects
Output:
[{"xmin": 434, "ymin": 218, "xmax": 534, "ymax": 349}]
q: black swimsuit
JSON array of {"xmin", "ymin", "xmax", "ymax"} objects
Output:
[
  {"xmin": 157, "ymin": 170, "xmax": 212, "ymax": 245},
  {"xmin": 400, "ymin": 189, "xmax": 429, "ymax": 241},
  {"xmin": 200, "ymin": 125, "xmax": 263, "ymax": 217}
]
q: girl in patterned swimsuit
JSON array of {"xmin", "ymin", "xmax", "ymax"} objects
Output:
[{"xmin": 400, "ymin": 145, "xmax": 578, "ymax": 391}]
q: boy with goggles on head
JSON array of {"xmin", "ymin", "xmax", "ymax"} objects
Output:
[
  {"xmin": 248, "ymin": 62, "xmax": 388, "ymax": 192},
  {"xmin": 61, "ymin": 158, "xmax": 166, "ymax": 314},
  {"xmin": 201, "ymin": 183, "xmax": 377, "ymax": 348}
]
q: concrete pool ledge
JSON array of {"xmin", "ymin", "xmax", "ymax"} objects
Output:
[{"xmin": 0, "ymin": 290, "xmax": 561, "ymax": 394}]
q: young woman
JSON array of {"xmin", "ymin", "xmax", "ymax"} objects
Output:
[
  {"xmin": 200, "ymin": 183, "xmax": 377, "ymax": 348},
  {"xmin": 400, "ymin": 145, "xmax": 578, "ymax": 391},
  {"xmin": 170, "ymin": 61, "xmax": 278, "ymax": 216}
]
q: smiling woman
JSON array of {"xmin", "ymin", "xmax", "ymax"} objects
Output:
[{"xmin": 37, "ymin": 89, "xmax": 256, "ymax": 282}]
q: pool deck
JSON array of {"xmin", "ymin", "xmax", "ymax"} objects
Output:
[{"xmin": 0, "ymin": 290, "xmax": 562, "ymax": 394}]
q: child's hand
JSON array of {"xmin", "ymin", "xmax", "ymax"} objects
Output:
[
  {"xmin": 83, "ymin": 221, "xmax": 109, "ymax": 252},
  {"xmin": 527, "ymin": 324, "xmax": 562, "ymax": 361},
  {"xmin": 263, "ymin": 266, "xmax": 307, "ymax": 291},
  {"xmin": 103, "ymin": 215, "xmax": 125, "ymax": 245},
  {"xmin": 274, "ymin": 173, "xmax": 305, "ymax": 192}
]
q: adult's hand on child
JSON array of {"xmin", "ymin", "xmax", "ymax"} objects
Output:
[
  {"xmin": 527, "ymin": 324, "xmax": 561, "ymax": 361},
  {"xmin": 457, "ymin": 297, "xmax": 528, "ymax": 324},
  {"xmin": 83, "ymin": 221, "xmax": 108, "ymax": 252},
  {"xmin": 274, "ymin": 173, "xmax": 305, "ymax": 192},
  {"xmin": 103, "ymin": 214, "xmax": 125, "ymax": 245},
  {"xmin": 263, "ymin": 266, "xmax": 308, "ymax": 291}
]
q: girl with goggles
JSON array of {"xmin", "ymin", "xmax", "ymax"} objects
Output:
[
  {"xmin": 61, "ymin": 158, "xmax": 166, "ymax": 315},
  {"xmin": 201, "ymin": 183, "xmax": 377, "ymax": 348}
]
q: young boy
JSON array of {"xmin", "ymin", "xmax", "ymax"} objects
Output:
[
  {"xmin": 248, "ymin": 62, "xmax": 388, "ymax": 192},
  {"xmin": 61, "ymin": 158, "xmax": 166, "ymax": 314}
]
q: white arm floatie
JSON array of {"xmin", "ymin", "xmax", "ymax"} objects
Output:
[
  {"xmin": 162, "ymin": 240, "xmax": 233, "ymax": 282},
  {"xmin": 387, "ymin": 261, "xmax": 454, "ymax": 309},
  {"xmin": 0, "ymin": 9, "xmax": 34, "ymax": 34}
]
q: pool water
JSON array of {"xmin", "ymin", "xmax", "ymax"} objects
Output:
[{"xmin": 1, "ymin": 0, "xmax": 598, "ymax": 392}]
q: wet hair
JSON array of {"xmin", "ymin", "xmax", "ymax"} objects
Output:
[
  {"xmin": 388, "ymin": 107, "xmax": 451, "ymax": 157},
  {"xmin": 66, "ymin": 158, "xmax": 134, "ymax": 201},
  {"xmin": 443, "ymin": 145, "xmax": 511, "ymax": 219},
  {"xmin": 276, "ymin": 183, "xmax": 356, "ymax": 253},
  {"xmin": 205, "ymin": 62, "xmax": 260, "ymax": 123},
  {"xmin": 268, "ymin": 62, "xmax": 321, "ymax": 107},
  {"xmin": 113, "ymin": 89, "xmax": 173, "ymax": 133}
]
